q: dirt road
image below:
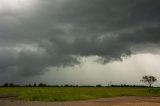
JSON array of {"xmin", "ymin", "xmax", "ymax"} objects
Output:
[{"xmin": 0, "ymin": 96, "xmax": 160, "ymax": 106}]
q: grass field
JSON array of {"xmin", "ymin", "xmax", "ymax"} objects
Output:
[{"xmin": 0, "ymin": 87, "xmax": 160, "ymax": 101}]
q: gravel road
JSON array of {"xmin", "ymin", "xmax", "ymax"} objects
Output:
[{"xmin": 0, "ymin": 96, "xmax": 160, "ymax": 106}]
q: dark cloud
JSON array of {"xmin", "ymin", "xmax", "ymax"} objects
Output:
[{"xmin": 0, "ymin": 0, "xmax": 160, "ymax": 77}]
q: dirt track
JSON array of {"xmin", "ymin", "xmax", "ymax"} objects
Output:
[{"xmin": 0, "ymin": 96, "xmax": 160, "ymax": 106}]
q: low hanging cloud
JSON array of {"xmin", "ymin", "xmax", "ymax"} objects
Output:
[{"xmin": 0, "ymin": 0, "xmax": 160, "ymax": 77}]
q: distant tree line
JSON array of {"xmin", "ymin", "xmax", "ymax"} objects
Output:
[
  {"xmin": 1, "ymin": 83, "xmax": 48, "ymax": 87},
  {"xmin": 0, "ymin": 75, "xmax": 157, "ymax": 88},
  {"xmin": 3, "ymin": 83, "xmax": 20, "ymax": 87},
  {"xmin": 0, "ymin": 83, "xmax": 147, "ymax": 87}
]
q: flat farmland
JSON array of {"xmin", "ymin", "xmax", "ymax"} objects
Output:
[{"xmin": 0, "ymin": 87, "xmax": 160, "ymax": 101}]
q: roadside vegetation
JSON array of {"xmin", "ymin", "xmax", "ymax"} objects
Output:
[
  {"xmin": 0, "ymin": 75, "xmax": 159, "ymax": 102},
  {"xmin": 0, "ymin": 87, "xmax": 160, "ymax": 101}
]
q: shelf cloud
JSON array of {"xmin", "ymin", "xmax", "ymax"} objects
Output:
[{"xmin": 0, "ymin": 0, "xmax": 160, "ymax": 80}]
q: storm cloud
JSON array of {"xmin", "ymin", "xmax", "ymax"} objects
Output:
[{"xmin": 0, "ymin": 0, "xmax": 160, "ymax": 78}]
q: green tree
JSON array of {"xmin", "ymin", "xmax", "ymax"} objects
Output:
[{"xmin": 141, "ymin": 75, "xmax": 157, "ymax": 87}]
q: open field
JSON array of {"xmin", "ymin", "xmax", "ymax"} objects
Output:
[{"xmin": 0, "ymin": 87, "xmax": 160, "ymax": 102}]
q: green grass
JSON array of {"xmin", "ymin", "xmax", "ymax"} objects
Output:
[{"xmin": 0, "ymin": 87, "xmax": 160, "ymax": 101}]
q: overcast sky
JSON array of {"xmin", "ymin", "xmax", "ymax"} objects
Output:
[{"xmin": 0, "ymin": 0, "xmax": 160, "ymax": 86}]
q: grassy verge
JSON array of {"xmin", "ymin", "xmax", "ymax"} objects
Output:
[{"xmin": 0, "ymin": 87, "xmax": 160, "ymax": 101}]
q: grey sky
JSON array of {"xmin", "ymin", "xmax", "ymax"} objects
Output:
[{"xmin": 0, "ymin": 0, "xmax": 160, "ymax": 85}]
